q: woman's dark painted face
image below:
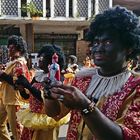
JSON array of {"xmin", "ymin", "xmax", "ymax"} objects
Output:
[
  {"xmin": 38, "ymin": 53, "xmax": 50, "ymax": 72},
  {"xmin": 8, "ymin": 44, "xmax": 21, "ymax": 58},
  {"xmin": 91, "ymin": 32, "xmax": 126, "ymax": 68}
]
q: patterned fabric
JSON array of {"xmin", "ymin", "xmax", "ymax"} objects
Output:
[
  {"xmin": 120, "ymin": 86, "xmax": 140, "ymax": 140},
  {"xmin": 66, "ymin": 73, "xmax": 140, "ymax": 140},
  {"xmin": 19, "ymin": 81, "xmax": 70, "ymax": 140},
  {"xmin": 66, "ymin": 76, "xmax": 92, "ymax": 140},
  {"xmin": 29, "ymin": 83, "xmax": 44, "ymax": 113},
  {"xmin": 20, "ymin": 82, "xmax": 43, "ymax": 140},
  {"xmin": 21, "ymin": 127, "xmax": 33, "ymax": 140}
]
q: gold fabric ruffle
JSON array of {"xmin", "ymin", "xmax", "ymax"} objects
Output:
[{"xmin": 16, "ymin": 109, "xmax": 70, "ymax": 130}]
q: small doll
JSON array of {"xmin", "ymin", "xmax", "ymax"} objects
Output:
[
  {"xmin": 48, "ymin": 53, "xmax": 60, "ymax": 84},
  {"xmin": 44, "ymin": 53, "xmax": 60, "ymax": 99}
]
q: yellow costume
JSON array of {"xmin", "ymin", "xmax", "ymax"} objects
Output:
[
  {"xmin": 17, "ymin": 109, "xmax": 70, "ymax": 130},
  {"xmin": 0, "ymin": 83, "xmax": 10, "ymax": 140},
  {"xmin": 0, "ymin": 57, "xmax": 31, "ymax": 140},
  {"xmin": 63, "ymin": 73, "xmax": 75, "ymax": 85},
  {"xmin": 16, "ymin": 72, "xmax": 70, "ymax": 140}
]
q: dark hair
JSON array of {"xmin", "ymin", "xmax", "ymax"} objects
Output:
[
  {"xmin": 86, "ymin": 6, "xmax": 140, "ymax": 59},
  {"xmin": 38, "ymin": 44, "xmax": 65, "ymax": 70},
  {"xmin": 68, "ymin": 55, "xmax": 77, "ymax": 64},
  {"xmin": 7, "ymin": 35, "xmax": 27, "ymax": 55}
]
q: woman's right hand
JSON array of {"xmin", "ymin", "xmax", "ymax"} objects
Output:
[{"xmin": 50, "ymin": 83, "xmax": 91, "ymax": 110}]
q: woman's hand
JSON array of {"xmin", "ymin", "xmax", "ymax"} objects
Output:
[
  {"xmin": 50, "ymin": 84, "xmax": 91, "ymax": 110},
  {"xmin": 15, "ymin": 75, "xmax": 31, "ymax": 89}
]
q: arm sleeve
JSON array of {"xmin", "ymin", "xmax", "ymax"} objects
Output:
[
  {"xmin": 28, "ymin": 85, "xmax": 43, "ymax": 102},
  {"xmin": 19, "ymin": 89, "xmax": 30, "ymax": 99},
  {"xmin": 0, "ymin": 72, "xmax": 14, "ymax": 86},
  {"xmin": 120, "ymin": 87, "xmax": 140, "ymax": 140}
]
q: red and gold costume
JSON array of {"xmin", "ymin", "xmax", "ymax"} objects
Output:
[{"xmin": 65, "ymin": 68, "xmax": 140, "ymax": 140}]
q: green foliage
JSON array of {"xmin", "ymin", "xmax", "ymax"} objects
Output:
[{"xmin": 21, "ymin": 2, "xmax": 43, "ymax": 17}]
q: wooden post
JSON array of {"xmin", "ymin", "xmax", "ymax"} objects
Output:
[{"xmin": 25, "ymin": 23, "xmax": 34, "ymax": 52}]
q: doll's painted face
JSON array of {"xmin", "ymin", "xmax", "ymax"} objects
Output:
[{"xmin": 91, "ymin": 32, "xmax": 126, "ymax": 68}]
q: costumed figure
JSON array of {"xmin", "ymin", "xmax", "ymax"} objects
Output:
[
  {"xmin": 15, "ymin": 44, "xmax": 69, "ymax": 140},
  {"xmin": 0, "ymin": 64, "xmax": 11, "ymax": 140},
  {"xmin": 44, "ymin": 6, "xmax": 140, "ymax": 140},
  {"xmin": 0, "ymin": 35, "xmax": 31, "ymax": 140}
]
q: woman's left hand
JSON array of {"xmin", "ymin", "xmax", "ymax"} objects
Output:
[{"xmin": 50, "ymin": 84, "xmax": 91, "ymax": 110}]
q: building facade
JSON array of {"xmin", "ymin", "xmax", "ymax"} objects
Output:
[
  {"xmin": 0, "ymin": 0, "xmax": 113, "ymax": 65},
  {"xmin": 0, "ymin": 0, "xmax": 139, "ymax": 65}
]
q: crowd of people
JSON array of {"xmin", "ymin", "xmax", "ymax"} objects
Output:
[{"xmin": 0, "ymin": 5, "xmax": 140, "ymax": 140}]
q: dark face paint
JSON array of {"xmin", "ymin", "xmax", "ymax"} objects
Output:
[
  {"xmin": 91, "ymin": 32, "xmax": 126, "ymax": 68},
  {"xmin": 38, "ymin": 54, "xmax": 47, "ymax": 71}
]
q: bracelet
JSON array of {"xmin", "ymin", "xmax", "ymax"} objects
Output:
[{"xmin": 81, "ymin": 101, "xmax": 96, "ymax": 115}]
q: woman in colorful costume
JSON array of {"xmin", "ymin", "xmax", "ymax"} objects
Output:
[
  {"xmin": 15, "ymin": 44, "xmax": 69, "ymax": 140},
  {"xmin": 0, "ymin": 35, "xmax": 31, "ymax": 140},
  {"xmin": 44, "ymin": 6, "xmax": 140, "ymax": 140}
]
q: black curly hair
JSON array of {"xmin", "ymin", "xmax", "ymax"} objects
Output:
[
  {"xmin": 37, "ymin": 44, "xmax": 65, "ymax": 71},
  {"xmin": 86, "ymin": 6, "xmax": 140, "ymax": 59},
  {"xmin": 7, "ymin": 35, "xmax": 27, "ymax": 56},
  {"xmin": 68, "ymin": 55, "xmax": 77, "ymax": 64}
]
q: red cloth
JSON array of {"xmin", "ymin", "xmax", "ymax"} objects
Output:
[{"xmin": 66, "ymin": 75, "xmax": 140, "ymax": 140}]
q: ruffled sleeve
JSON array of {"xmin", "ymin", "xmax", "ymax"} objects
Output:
[{"xmin": 16, "ymin": 109, "xmax": 70, "ymax": 130}]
